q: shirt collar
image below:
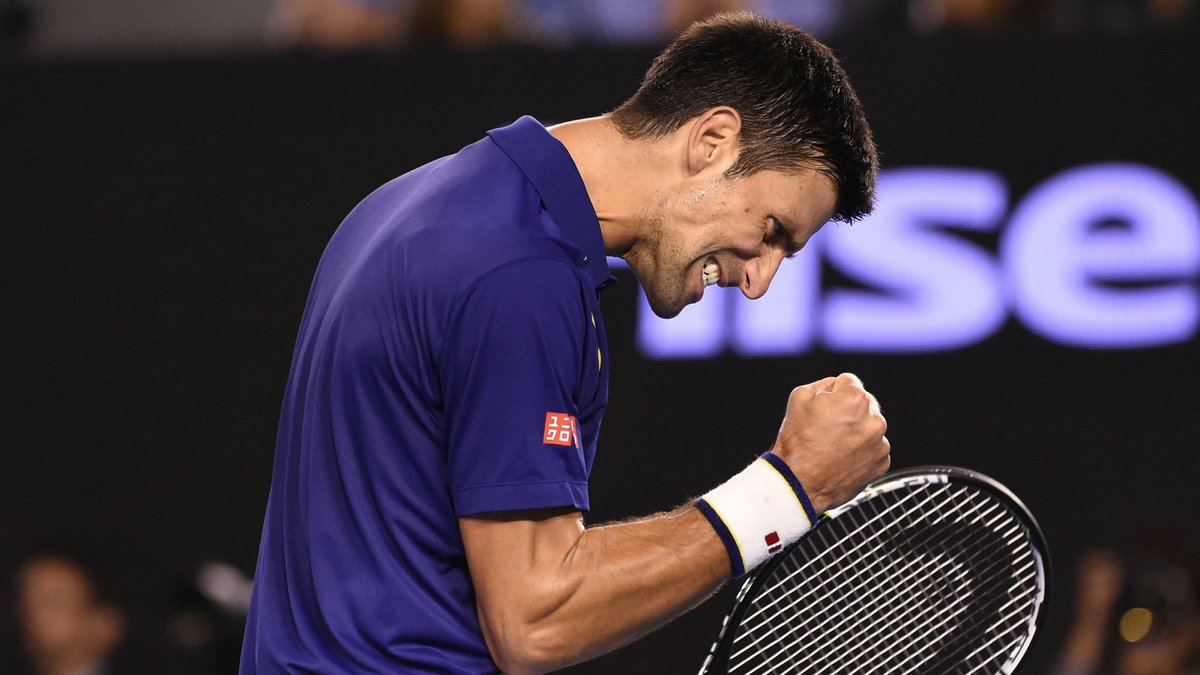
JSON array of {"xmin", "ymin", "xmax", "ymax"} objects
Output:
[{"xmin": 487, "ymin": 116, "xmax": 615, "ymax": 292}]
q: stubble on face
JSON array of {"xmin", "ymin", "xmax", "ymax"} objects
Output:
[
  {"xmin": 627, "ymin": 219, "xmax": 689, "ymax": 319},
  {"xmin": 624, "ymin": 178, "xmax": 728, "ymax": 319}
]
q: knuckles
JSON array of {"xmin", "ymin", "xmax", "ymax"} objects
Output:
[
  {"xmin": 835, "ymin": 372, "xmax": 863, "ymax": 388},
  {"xmin": 839, "ymin": 385, "xmax": 867, "ymax": 402},
  {"xmin": 878, "ymin": 435, "xmax": 892, "ymax": 458},
  {"xmin": 866, "ymin": 413, "xmax": 888, "ymax": 437}
]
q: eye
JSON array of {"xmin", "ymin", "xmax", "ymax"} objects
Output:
[
  {"xmin": 770, "ymin": 217, "xmax": 801, "ymax": 259},
  {"xmin": 772, "ymin": 218, "xmax": 787, "ymax": 240}
]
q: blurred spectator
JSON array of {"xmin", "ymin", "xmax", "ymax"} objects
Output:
[
  {"xmin": 661, "ymin": 0, "xmax": 843, "ymax": 37},
  {"xmin": 525, "ymin": 0, "xmax": 848, "ymax": 43},
  {"xmin": 1064, "ymin": 0, "xmax": 1198, "ymax": 30},
  {"xmin": 267, "ymin": 0, "xmax": 521, "ymax": 50},
  {"xmin": 1141, "ymin": 0, "xmax": 1196, "ymax": 23},
  {"xmin": 265, "ymin": 0, "xmax": 854, "ymax": 52},
  {"xmin": 267, "ymin": 0, "xmax": 409, "ymax": 51},
  {"xmin": 408, "ymin": 0, "xmax": 517, "ymax": 48},
  {"xmin": 1053, "ymin": 536, "xmax": 1200, "ymax": 675},
  {"xmin": 907, "ymin": 0, "xmax": 1057, "ymax": 32},
  {"xmin": 14, "ymin": 549, "xmax": 125, "ymax": 675}
]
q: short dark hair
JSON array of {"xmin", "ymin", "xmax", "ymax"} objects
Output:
[{"xmin": 610, "ymin": 12, "xmax": 878, "ymax": 223}]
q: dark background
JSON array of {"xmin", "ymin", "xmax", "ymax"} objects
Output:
[{"xmin": 3, "ymin": 35, "xmax": 1198, "ymax": 672}]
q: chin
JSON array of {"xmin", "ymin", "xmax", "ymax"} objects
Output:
[
  {"xmin": 650, "ymin": 304, "xmax": 684, "ymax": 319},
  {"xmin": 644, "ymin": 290, "xmax": 690, "ymax": 319}
]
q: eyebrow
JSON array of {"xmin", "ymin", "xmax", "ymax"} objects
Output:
[{"xmin": 776, "ymin": 215, "xmax": 805, "ymax": 253}]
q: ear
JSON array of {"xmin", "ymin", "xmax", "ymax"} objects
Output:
[{"xmin": 685, "ymin": 106, "xmax": 742, "ymax": 177}]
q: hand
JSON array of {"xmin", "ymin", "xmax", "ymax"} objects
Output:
[{"xmin": 771, "ymin": 373, "xmax": 890, "ymax": 515}]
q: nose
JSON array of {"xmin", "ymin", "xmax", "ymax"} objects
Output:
[{"xmin": 741, "ymin": 249, "xmax": 784, "ymax": 300}]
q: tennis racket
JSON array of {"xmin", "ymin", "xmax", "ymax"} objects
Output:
[{"xmin": 698, "ymin": 466, "xmax": 1050, "ymax": 675}]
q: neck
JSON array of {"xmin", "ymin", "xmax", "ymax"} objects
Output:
[{"xmin": 548, "ymin": 116, "xmax": 677, "ymax": 258}]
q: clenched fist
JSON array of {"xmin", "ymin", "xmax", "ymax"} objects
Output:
[{"xmin": 772, "ymin": 373, "xmax": 890, "ymax": 515}]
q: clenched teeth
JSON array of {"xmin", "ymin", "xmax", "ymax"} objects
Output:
[{"xmin": 703, "ymin": 260, "xmax": 719, "ymax": 287}]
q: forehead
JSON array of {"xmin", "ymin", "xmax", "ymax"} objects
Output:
[{"xmin": 739, "ymin": 167, "xmax": 838, "ymax": 225}]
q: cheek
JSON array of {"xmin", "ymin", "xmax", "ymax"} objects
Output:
[
  {"xmin": 676, "ymin": 177, "xmax": 741, "ymax": 228},
  {"xmin": 719, "ymin": 222, "xmax": 764, "ymax": 252},
  {"xmin": 681, "ymin": 178, "xmax": 726, "ymax": 215}
]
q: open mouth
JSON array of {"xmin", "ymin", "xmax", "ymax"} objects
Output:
[{"xmin": 703, "ymin": 257, "xmax": 720, "ymax": 287}]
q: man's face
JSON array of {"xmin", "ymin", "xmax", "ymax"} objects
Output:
[{"xmin": 624, "ymin": 166, "xmax": 837, "ymax": 318}]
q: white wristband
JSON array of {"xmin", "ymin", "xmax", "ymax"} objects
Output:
[{"xmin": 697, "ymin": 452, "xmax": 819, "ymax": 577}]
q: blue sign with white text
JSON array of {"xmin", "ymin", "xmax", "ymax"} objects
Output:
[{"xmin": 617, "ymin": 164, "xmax": 1200, "ymax": 358}]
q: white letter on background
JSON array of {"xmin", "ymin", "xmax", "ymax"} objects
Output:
[
  {"xmin": 1003, "ymin": 163, "xmax": 1200, "ymax": 348},
  {"xmin": 822, "ymin": 168, "xmax": 1008, "ymax": 352}
]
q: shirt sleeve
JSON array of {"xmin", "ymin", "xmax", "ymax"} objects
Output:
[{"xmin": 438, "ymin": 257, "xmax": 592, "ymax": 516}]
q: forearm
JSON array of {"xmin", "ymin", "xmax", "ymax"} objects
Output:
[
  {"xmin": 465, "ymin": 374, "xmax": 890, "ymax": 674},
  {"xmin": 463, "ymin": 506, "xmax": 730, "ymax": 674}
]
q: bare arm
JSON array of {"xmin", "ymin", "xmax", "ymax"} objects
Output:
[
  {"xmin": 460, "ymin": 372, "xmax": 890, "ymax": 675},
  {"xmin": 460, "ymin": 505, "xmax": 728, "ymax": 675}
]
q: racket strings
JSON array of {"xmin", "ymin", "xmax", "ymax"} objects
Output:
[
  {"xmin": 786, "ymin": 496, "xmax": 1037, "ymax": 674},
  {"xmin": 881, "ymin": 521, "xmax": 1029, "ymax": 672},
  {"xmin": 736, "ymin": 487, "xmax": 996, "ymax": 674},
  {"xmin": 734, "ymin": 503, "xmax": 975, "ymax": 672},
  {"xmin": 732, "ymin": 488, "xmax": 980, "ymax": 673},
  {"xmin": 746, "ymin": 484, "xmax": 951, "ymax": 615},
  {"xmin": 800, "ymin": 501, "xmax": 1037, "ymax": 675},
  {"xmin": 942, "ymin": 590, "xmax": 1040, "ymax": 674},
  {"xmin": 894, "ymin": 517, "xmax": 1041, "ymax": 673},
  {"xmin": 916, "ymin": 551, "xmax": 1039, "ymax": 673},
  {"xmin": 779, "ymin": 509, "xmax": 1018, "ymax": 674},
  {"xmin": 725, "ymin": 482, "xmax": 1043, "ymax": 675},
  {"xmin": 737, "ymin": 483, "xmax": 958, "ymax": 633},
  {"xmin": 750, "ymin": 540, "xmax": 975, "ymax": 675},
  {"xmin": 734, "ymin": 484, "xmax": 971, "ymax": 650},
  {"xmin": 882, "ymin": 547, "xmax": 1037, "ymax": 674}
]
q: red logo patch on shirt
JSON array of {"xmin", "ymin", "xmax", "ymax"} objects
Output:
[{"xmin": 543, "ymin": 412, "xmax": 578, "ymax": 447}]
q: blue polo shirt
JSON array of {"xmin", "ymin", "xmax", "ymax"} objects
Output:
[{"xmin": 241, "ymin": 117, "xmax": 613, "ymax": 674}]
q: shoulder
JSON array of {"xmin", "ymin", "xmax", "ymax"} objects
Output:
[
  {"xmin": 437, "ymin": 256, "xmax": 594, "ymax": 365},
  {"xmin": 371, "ymin": 139, "xmax": 578, "ymax": 294},
  {"xmin": 457, "ymin": 256, "xmax": 591, "ymax": 309},
  {"xmin": 379, "ymin": 133, "xmax": 536, "ymax": 226},
  {"xmin": 307, "ymin": 129, "xmax": 596, "ymax": 341}
]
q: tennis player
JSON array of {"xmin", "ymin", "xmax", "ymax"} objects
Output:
[{"xmin": 241, "ymin": 12, "xmax": 887, "ymax": 675}]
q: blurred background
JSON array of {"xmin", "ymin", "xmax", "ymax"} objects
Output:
[{"xmin": 2, "ymin": 0, "xmax": 1198, "ymax": 673}]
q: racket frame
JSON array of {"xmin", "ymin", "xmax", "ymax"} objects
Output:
[{"xmin": 697, "ymin": 465, "xmax": 1052, "ymax": 675}]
